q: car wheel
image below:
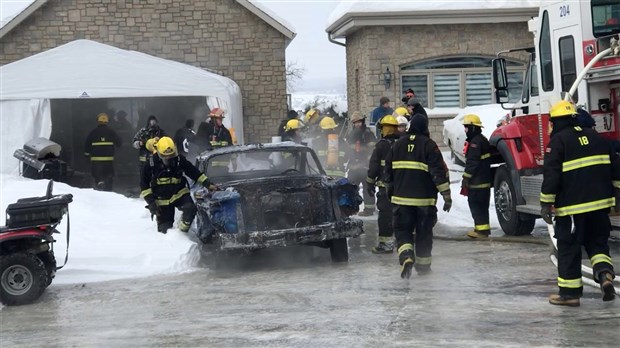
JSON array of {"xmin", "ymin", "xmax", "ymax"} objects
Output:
[
  {"xmin": 329, "ymin": 238, "xmax": 349, "ymax": 262},
  {"xmin": 37, "ymin": 251, "xmax": 56, "ymax": 287},
  {"xmin": 0, "ymin": 252, "xmax": 48, "ymax": 306},
  {"xmin": 493, "ymin": 165, "xmax": 535, "ymax": 236}
]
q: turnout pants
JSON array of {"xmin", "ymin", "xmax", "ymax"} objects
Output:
[
  {"xmin": 467, "ymin": 188, "xmax": 491, "ymax": 234},
  {"xmin": 376, "ymin": 187, "xmax": 393, "ymax": 242},
  {"xmin": 91, "ymin": 161, "xmax": 114, "ymax": 191},
  {"xmin": 554, "ymin": 209, "xmax": 615, "ymax": 297},
  {"xmin": 393, "ymin": 205, "xmax": 438, "ymax": 272},
  {"xmin": 156, "ymin": 193, "xmax": 197, "ymax": 233},
  {"xmin": 347, "ymin": 165, "xmax": 375, "ymax": 211}
]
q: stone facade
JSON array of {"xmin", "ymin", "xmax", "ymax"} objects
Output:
[
  {"xmin": 0, "ymin": 0, "xmax": 289, "ymax": 144},
  {"xmin": 345, "ymin": 23, "xmax": 532, "ymax": 145}
]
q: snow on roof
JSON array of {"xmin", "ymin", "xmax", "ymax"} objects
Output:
[
  {"xmin": 326, "ymin": 0, "xmax": 541, "ymax": 32},
  {"xmin": 247, "ymin": 0, "xmax": 297, "ymax": 40}
]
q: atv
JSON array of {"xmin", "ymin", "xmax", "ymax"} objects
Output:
[{"xmin": 0, "ymin": 180, "xmax": 72, "ymax": 305}]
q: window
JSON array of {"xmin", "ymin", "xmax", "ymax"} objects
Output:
[
  {"xmin": 559, "ymin": 36, "xmax": 578, "ymax": 101},
  {"xmin": 521, "ymin": 55, "xmax": 539, "ymax": 103},
  {"xmin": 540, "ymin": 10, "xmax": 554, "ymax": 92},
  {"xmin": 401, "ymin": 56, "xmax": 524, "ymax": 108},
  {"xmin": 592, "ymin": 0, "xmax": 620, "ymax": 38}
]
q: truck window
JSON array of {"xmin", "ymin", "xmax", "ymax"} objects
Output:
[
  {"xmin": 559, "ymin": 36, "xmax": 578, "ymax": 101},
  {"xmin": 592, "ymin": 0, "xmax": 620, "ymax": 38},
  {"xmin": 521, "ymin": 56, "xmax": 539, "ymax": 103},
  {"xmin": 540, "ymin": 11, "xmax": 554, "ymax": 92}
]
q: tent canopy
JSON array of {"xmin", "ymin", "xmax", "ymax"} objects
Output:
[{"xmin": 0, "ymin": 39, "xmax": 244, "ymax": 141}]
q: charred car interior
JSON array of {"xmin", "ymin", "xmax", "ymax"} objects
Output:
[{"xmin": 192, "ymin": 143, "xmax": 364, "ymax": 262}]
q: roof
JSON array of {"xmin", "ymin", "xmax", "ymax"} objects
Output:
[
  {"xmin": 326, "ymin": 0, "xmax": 540, "ymax": 39},
  {"xmin": 0, "ymin": 0, "xmax": 296, "ymax": 41}
]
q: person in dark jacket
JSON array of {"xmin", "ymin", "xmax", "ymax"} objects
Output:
[
  {"xmin": 384, "ymin": 113, "xmax": 452, "ymax": 279},
  {"xmin": 278, "ymin": 110, "xmax": 300, "ymax": 138},
  {"xmin": 200, "ymin": 108, "xmax": 233, "ymax": 149},
  {"xmin": 84, "ymin": 113, "xmax": 121, "ymax": 191},
  {"xmin": 133, "ymin": 115, "xmax": 166, "ymax": 170},
  {"xmin": 541, "ymin": 100, "xmax": 620, "ymax": 306},
  {"xmin": 366, "ymin": 115, "xmax": 401, "ymax": 254},
  {"xmin": 346, "ymin": 111, "xmax": 377, "ymax": 216},
  {"xmin": 371, "ymin": 97, "xmax": 394, "ymax": 125},
  {"xmin": 141, "ymin": 136, "xmax": 214, "ymax": 234},
  {"xmin": 174, "ymin": 119, "xmax": 196, "ymax": 157},
  {"xmin": 406, "ymin": 97, "xmax": 428, "ymax": 122},
  {"xmin": 460, "ymin": 114, "xmax": 492, "ymax": 239}
]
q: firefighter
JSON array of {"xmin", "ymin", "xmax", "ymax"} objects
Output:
[
  {"xmin": 141, "ymin": 136, "xmax": 214, "ymax": 234},
  {"xmin": 84, "ymin": 113, "xmax": 121, "ymax": 191},
  {"xmin": 461, "ymin": 114, "xmax": 492, "ymax": 238},
  {"xmin": 173, "ymin": 119, "xmax": 196, "ymax": 157},
  {"xmin": 278, "ymin": 110, "xmax": 300, "ymax": 138},
  {"xmin": 133, "ymin": 115, "xmax": 166, "ymax": 170},
  {"xmin": 396, "ymin": 116, "xmax": 408, "ymax": 135},
  {"xmin": 283, "ymin": 119, "xmax": 304, "ymax": 144},
  {"xmin": 315, "ymin": 117, "xmax": 348, "ymax": 177},
  {"xmin": 346, "ymin": 111, "xmax": 377, "ymax": 216},
  {"xmin": 367, "ymin": 115, "xmax": 400, "ymax": 253},
  {"xmin": 201, "ymin": 108, "xmax": 232, "ymax": 149},
  {"xmin": 384, "ymin": 113, "xmax": 452, "ymax": 279},
  {"xmin": 304, "ymin": 108, "xmax": 323, "ymax": 142},
  {"xmin": 541, "ymin": 100, "xmax": 620, "ymax": 306}
]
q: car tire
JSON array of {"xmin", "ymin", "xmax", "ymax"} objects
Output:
[
  {"xmin": 37, "ymin": 251, "xmax": 56, "ymax": 287},
  {"xmin": 493, "ymin": 165, "xmax": 535, "ymax": 236},
  {"xmin": 0, "ymin": 252, "xmax": 48, "ymax": 306},
  {"xmin": 329, "ymin": 238, "xmax": 349, "ymax": 262}
]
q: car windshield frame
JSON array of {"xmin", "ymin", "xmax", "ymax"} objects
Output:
[{"xmin": 198, "ymin": 147, "xmax": 326, "ymax": 183}]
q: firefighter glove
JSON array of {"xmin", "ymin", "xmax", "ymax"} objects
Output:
[
  {"xmin": 441, "ymin": 192, "xmax": 452, "ymax": 212},
  {"xmin": 147, "ymin": 202, "xmax": 159, "ymax": 220},
  {"xmin": 366, "ymin": 183, "xmax": 376, "ymax": 197},
  {"xmin": 461, "ymin": 176, "xmax": 470, "ymax": 189},
  {"xmin": 541, "ymin": 203, "xmax": 554, "ymax": 224}
]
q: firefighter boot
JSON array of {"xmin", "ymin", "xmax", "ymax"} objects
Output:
[
  {"xmin": 400, "ymin": 258, "xmax": 414, "ymax": 279},
  {"xmin": 358, "ymin": 208, "xmax": 374, "ymax": 217},
  {"xmin": 599, "ymin": 272, "xmax": 616, "ymax": 302},
  {"xmin": 415, "ymin": 264, "xmax": 431, "ymax": 276},
  {"xmin": 548, "ymin": 294, "xmax": 580, "ymax": 307},
  {"xmin": 178, "ymin": 220, "xmax": 191, "ymax": 233},
  {"xmin": 466, "ymin": 230, "xmax": 489, "ymax": 239},
  {"xmin": 372, "ymin": 242, "xmax": 394, "ymax": 254}
]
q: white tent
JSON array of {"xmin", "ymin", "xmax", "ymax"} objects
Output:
[{"xmin": 0, "ymin": 39, "xmax": 244, "ymax": 173}]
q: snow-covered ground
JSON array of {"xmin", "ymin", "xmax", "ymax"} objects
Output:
[{"xmin": 0, "ymin": 176, "xmax": 197, "ymax": 285}]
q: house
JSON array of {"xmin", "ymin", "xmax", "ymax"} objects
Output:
[{"xmin": 326, "ymin": 0, "xmax": 539, "ymax": 144}]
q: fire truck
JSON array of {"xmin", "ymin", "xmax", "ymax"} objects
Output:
[{"xmin": 491, "ymin": 0, "xmax": 620, "ymax": 235}]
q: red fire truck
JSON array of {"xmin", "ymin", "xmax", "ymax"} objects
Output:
[{"xmin": 491, "ymin": 0, "xmax": 620, "ymax": 235}]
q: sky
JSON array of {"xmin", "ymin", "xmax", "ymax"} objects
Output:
[{"xmin": 0, "ymin": 0, "xmax": 347, "ymax": 93}]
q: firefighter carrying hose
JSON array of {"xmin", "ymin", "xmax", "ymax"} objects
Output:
[
  {"xmin": 541, "ymin": 100, "xmax": 620, "ymax": 306},
  {"xmin": 461, "ymin": 114, "xmax": 492, "ymax": 239},
  {"xmin": 140, "ymin": 136, "xmax": 215, "ymax": 234},
  {"xmin": 315, "ymin": 117, "xmax": 348, "ymax": 177},
  {"xmin": 385, "ymin": 114, "xmax": 452, "ymax": 279},
  {"xmin": 367, "ymin": 115, "xmax": 401, "ymax": 254}
]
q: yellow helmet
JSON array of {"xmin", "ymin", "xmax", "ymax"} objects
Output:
[
  {"xmin": 97, "ymin": 113, "xmax": 109, "ymax": 124},
  {"xmin": 550, "ymin": 100, "xmax": 576, "ymax": 118},
  {"xmin": 145, "ymin": 137, "xmax": 160, "ymax": 154},
  {"xmin": 393, "ymin": 107, "xmax": 410, "ymax": 117},
  {"xmin": 156, "ymin": 136, "xmax": 177, "ymax": 158},
  {"xmin": 380, "ymin": 115, "xmax": 399, "ymax": 126},
  {"xmin": 285, "ymin": 119, "xmax": 302, "ymax": 132},
  {"xmin": 319, "ymin": 117, "xmax": 338, "ymax": 130},
  {"xmin": 349, "ymin": 111, "xmax": 365, "ymax": 123},
  {"xmin": 462, "ymin": 114, "xmax": 484, "ymax": 127},
  {"xmin": 305, "ymin": 109, "xmax": 319, "ymax": 123}
]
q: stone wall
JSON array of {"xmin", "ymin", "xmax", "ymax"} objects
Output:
[
  {"xmin": 0, "ymin": 0, "xmax": 288, "ymax": 143},
  {"xmin": 345, "ymin": 22, "xmax": 532, "ymax": 145}
]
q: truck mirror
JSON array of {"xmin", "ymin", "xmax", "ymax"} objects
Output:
[{"xmin": 492, "ymin": 58, "xmax": 509, "ymax": 104}]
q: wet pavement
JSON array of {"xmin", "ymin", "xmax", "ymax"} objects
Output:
[{"xmin": 1, "ymin": 220, "xmax": 619, "ymax": 347}]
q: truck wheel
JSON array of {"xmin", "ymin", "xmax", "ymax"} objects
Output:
[
  {"xmin": 329, "ymin": 238, "xmax": 349, "ymax": 262},
  {"xmin": 494, "ymin": 166, "xmax": 535, "ymax": 236},
  {"xmin": 37, "ymin": 251, "xmax": 56, "ymax": 287},
  {"xmin": 0, "ymin": 253, "xmax": 49, "ymax": 306}
]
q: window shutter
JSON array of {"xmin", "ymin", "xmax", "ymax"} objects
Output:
[
  {"xmin": 465, "ymin": 73, "xmax": 492, "ymax": 106},
  {"xmin": 433, "ymin": 74, "xmax": 460, "ymax": 107}
]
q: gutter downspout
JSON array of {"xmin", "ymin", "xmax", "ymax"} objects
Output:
[{"xmin": 327, "ymin": 32, "xmax": 346, "ymax": 47}]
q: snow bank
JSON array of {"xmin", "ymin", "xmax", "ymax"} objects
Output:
[{"xmin": 0, "ymin": 176, "xmax": 196, "ymax": 285}]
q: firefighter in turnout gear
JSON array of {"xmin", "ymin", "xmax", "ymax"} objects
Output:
[
  {"xmin": 314, "ymin": 117, "xmax": 347, "ymax": 177},
  {"xmin": 140, "ymin": 136, "xmax": 214, "ymax": 234},
  {"xmin": 346, "ymin": 111, "xmax": 377, "ymax": 216},
  {"xmin": 541, "ymin": 100, "xmax": 620, "ymax": 306},
  {"xmin": 367, "ymin": 115, "xmax": 401, "ymax": 254},
  {"xmin": 202, "ymin": 108, "xmax": 233, "ymax": 149},
  {"xmin": 84, "ymin": 113, "xmax": 121, "ymax": 191},
  {"xmin": 133, "ymin": 115, "xmax": 166, "ymax": 169},
  {"xmin": 385, "ymin": 114, "xmax": 452, "ymax": 279},
  {"xmin": 461, "ymin": 114, "xmax": 492, "ymax": 238}
]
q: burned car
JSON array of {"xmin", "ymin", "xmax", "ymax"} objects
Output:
[{"xmin": 192, "ymin": 142, "xmax": 364, "ymax": 262}]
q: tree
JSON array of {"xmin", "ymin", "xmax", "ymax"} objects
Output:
[{"xmin": 286, "ymin": 61, "xmax": 305, "ymax": 92}]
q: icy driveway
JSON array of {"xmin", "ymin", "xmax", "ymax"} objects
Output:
[{"xmin": 1, "ymin": 221, "xmax": 619, "ymax": 347}]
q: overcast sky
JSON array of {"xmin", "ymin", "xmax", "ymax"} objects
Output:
[{"xmin": 0, "ymin": 0, "xmax": 347, "ymax": 93}]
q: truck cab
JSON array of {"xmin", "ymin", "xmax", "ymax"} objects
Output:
[{"xmin": 491, "ymin": 0, "xmax": 620, "ymax": 235}]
